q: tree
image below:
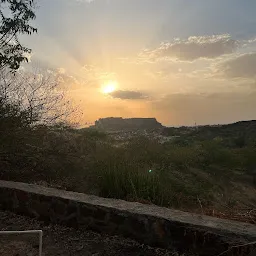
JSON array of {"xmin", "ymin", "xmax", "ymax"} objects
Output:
[
  {"xmin": 0, "ymin": 66, "xmax": 81, "ymax": 176},
  {"xmin": 0, "ymin": 0, "xmax": 37, "ymax": 70},
  {"xmin": 0, "ymin": 66, "xmax": 78, "ymax": 126}
]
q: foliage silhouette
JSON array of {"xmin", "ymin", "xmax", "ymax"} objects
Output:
[{"xmin": 0, "ymin": 0, "xmax": 37, "ymax": 70}]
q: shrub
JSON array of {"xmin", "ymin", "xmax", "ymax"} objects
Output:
[
  {"xmin": 80, "ymin": 128, "xmax": 107, "ymax": 140},
  {"xmin": 234, "ymin": 135, "xmax": 246, "ymax": 148},
  {"xmin": 200, "ymin": 141, "xmax": 235, "ymax": 168}
]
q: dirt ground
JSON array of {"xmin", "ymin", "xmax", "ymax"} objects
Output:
[{"xmin": 0, "ymin": 210, "xmax": 188, "ymax": 256}]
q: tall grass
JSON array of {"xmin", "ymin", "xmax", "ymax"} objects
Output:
[{"xmin": 97, "ymin": 163, "xmax": 166, "ymax": 205}]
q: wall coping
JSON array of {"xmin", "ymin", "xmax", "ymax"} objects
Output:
[{"xmin": 0, "ymin": 180, "xmax": 255, "ymax": 240}]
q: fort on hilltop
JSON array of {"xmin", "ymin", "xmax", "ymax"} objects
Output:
[{"xmin": 93, "ymin": 117, "xmax": 163, "ymax": 131}]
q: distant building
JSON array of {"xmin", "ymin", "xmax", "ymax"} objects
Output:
[{"xmin": 93, "ymin": 117, "xmax": 163, "ymax": 131}]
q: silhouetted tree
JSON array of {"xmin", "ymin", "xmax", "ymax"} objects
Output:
[
  {"xmin": 0, "ymin": 0, "xmax": 37, "ymax": 70},
  {"xmin": 0, "ymin": 66, "xmax": 77, "ymax": 126}
]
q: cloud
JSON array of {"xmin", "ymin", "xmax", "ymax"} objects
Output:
[
  {"xmin": 139, "ymin": 34, "xmax": 239, "ymax": 62},
  {"xmin": 215, "ymin": 52, "xmax": 256, "ymax": 79},
  {"xmin": 56, "ymin": 67, "xmax": 66, "ymax": 74},
  {"xmin": 81, "ymin": 65, "xmax": 117, "ymax": 86},
  {"xmin": 110, "ymin": 90, "xmax": 148, "ymax": 100},
  {"xmin": 152, "ymin": 91, "xmax": 256, "ymax": 126}
]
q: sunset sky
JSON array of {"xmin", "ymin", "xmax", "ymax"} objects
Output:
[{"xmin": 23, "ymin": 0, "xmax": 256, "ymax": 126}]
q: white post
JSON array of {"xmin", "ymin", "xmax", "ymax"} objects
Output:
[
  {"xmin": 39, "ymin": 230, "xmax": 43, "ymax": 256},
  {"xmin": 0, "ymin": 230, "xmax": 43, "ymax": 256}
]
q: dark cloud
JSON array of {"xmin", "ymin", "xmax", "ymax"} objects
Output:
[
  {"xmin": 110, "ymin": 90, "xmax": 148, "ymax": 100},
  {"xmin": 216, "ymin": 52, "xmax": 256, "ymax": 79},
  {"xmin": 140, "ymin": 34, "xmax": 239, "ymax": 62}
]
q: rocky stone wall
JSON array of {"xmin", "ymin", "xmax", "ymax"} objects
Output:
[{"xmin": 0, "ymin": 180, "xmax": 255, "ymax": 256}]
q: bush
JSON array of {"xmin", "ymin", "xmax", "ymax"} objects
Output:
[
  {"xmin": 200, "ymin": 141, "xmax": 235, "ymax": 168},
  {"xmin": 172, "ymin": 137, "xmax": 191, "ymax": 146},
  {"xmin": 79, "ymin": 128, "xmax": 107, "ymax": 140},
  {"xmin": 234, "ymin": 135, "xmax": 246, "ymax": 148}
]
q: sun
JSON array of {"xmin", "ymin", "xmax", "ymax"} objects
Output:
[{"xmin": 101, "ymin": 81, "xmax": 117, "ymax": 94}]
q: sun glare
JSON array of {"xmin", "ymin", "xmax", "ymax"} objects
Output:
[{"xmin": 101, "ymin": 81, "xmax": 117, "ymax": 94}]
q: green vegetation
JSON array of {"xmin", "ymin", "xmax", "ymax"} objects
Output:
[
  {"xmin": 0, "ymin": 0, "xmax": 37, "ymax": 70},
  {"xmin": 1, "ymin": 107, "xmax": 256, "ymax": 222}
]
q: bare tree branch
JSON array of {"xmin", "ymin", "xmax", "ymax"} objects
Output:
[{"xmin": 0, "ymin": 65, "xmax": 79, "ymax": 126}]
